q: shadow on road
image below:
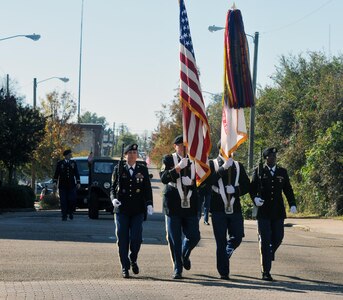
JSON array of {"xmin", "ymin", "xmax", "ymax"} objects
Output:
[{"xmin": 0, "ymin": 209, "xmax": 167, "ymax": 245}]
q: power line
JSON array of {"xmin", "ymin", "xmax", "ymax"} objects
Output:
[{"xmin": 262, "ymin": 0, "xmax": 334, "ymax": 35}]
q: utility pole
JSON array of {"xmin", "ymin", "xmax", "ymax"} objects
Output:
[
  {"xmin": 248, "ymin": 32, "xmax": 259, "ymax": 173},
  {"xmin": 111, "ymin": 122, "xmax": 115, "ymax": 156}
]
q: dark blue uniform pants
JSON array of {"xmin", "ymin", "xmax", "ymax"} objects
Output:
[
  {"xmin": 198, "ymin": 189, "xmax": 211, "ymax": 223},
  {"xmin": 257, "ymin": 218, "xmax": 284, "ymax": 274},
  {"xmin": 59, "ymin": 187, "xmax": 76, "ymax": 218},
  {"xmin": 115, "ymin": 213, "xmax": 144, "ymax": 271},
  {"xmin": 165, "ymin": 215, "xmax": 200, "ymax": 274},
  {"xmin": 211, "ymin": 211, "xmax": 244, "ymax": 276}
]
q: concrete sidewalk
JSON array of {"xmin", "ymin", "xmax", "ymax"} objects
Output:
[{"xmin": 285, "ymin": 218, "xmax": 343, "ymax": 236}]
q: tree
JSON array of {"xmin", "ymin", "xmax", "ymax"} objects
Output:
[
  {"xmin": 300, "ymin": 122, "xmax": 343, "ymax": 216},
  {"xmin": 34, "ymin": 91, "xmax": 82, "ymax": 179},
  {"xmin": 255, "ymin": 51, "xmax": 343, "ymax": 215},
  {"xmin": 79, "ymin": 111, "xmax": 108, "ymax": 127},
  {"xmin": 0, "ymin": 93, "xmax": 45, "ymax": 184},
  {"xmin": 150, "ymin": 94, "xmax": 183, "ymax": 166},
  {"xmin": 206, "ymin": 93, "xmax": 222, "ymax": 158}
]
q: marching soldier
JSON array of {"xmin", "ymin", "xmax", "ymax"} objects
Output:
[
  {"xmin": 160, "ymin": 135, "xmax": 200, "ymax": 279},
  {"xmin": 53, "ymin": 149, "xmax": 80, "ymax": 221},
  {"xmin": 208, "ymin": 142, "xmax": 250, "ymax": 280},
  {"xmin": 110, "ymin": 143, "xmax": 153, "ymax": 279},
  {"xmin": 250, "ymin": 147, "xmax": 297, "ymax": 281}
]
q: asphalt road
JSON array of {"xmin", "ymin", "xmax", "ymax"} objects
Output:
[{"xmin": 0, "ymin": 167, "xmax": 342, "ymax": 299}]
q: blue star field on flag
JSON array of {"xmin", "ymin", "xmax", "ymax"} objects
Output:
[{"xmin": 179, "ymin": 0, "xmax": 195, "ymax": 58}]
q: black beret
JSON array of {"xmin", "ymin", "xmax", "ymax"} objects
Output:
[
  {"xmin": 263, "ymin": 147, "xmax": 277, "ymax": 159},
  {"xmin": 124, "ymin": 143, "xmax": 138, "ymax": 154},
  {"xmin": 173, "ymin": 135, "xmax": 183, "ymax": 145},
  {"xmin": 63, "ymin": 149, "xmax": 72, "ymax": 156}
]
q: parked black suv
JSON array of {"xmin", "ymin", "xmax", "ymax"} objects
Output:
[
  {"xmin": 88, "ymin": 157, "xmax": 152, "ymax": 219},
  {"xmin": 88, "ymin": 157, "xmax": 118, "ymax": 219},
  {"xmin": 73, "ymin": 157, "xmax": 90, "ymax": 209}
]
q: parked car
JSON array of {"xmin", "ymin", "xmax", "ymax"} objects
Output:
[
  {"xmin": 73, "ymin": 156, "xmax": 90, "ymax": 209},
  {"xmin": 88, "ymin": 157, "xmax": 118, "ymax": 219},
  {"xmin": 37, "ymin": 179, "xmax": 54, "ymax": 190}
]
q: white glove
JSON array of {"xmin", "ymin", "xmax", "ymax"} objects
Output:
[
  {"xmin": 254, "ymin": 197, "xmax": 264, "ymax": 207},
  {"xmin": 181, "ymin": 176, "xmax": 193, "ymax": 186},
  {"xmin": 225, "ymin": 185, "xmax": 235, "ymax": 194},
  {"xmin": 223, "ymin": 157, "xmax": 233, "ymax": 170},
  {"xmin": 290, "ymin": 206, "xmax": 297, "ymax": 214},
  {"xmin": 112, "ymin": 198, "xmax": 121, "ymax": 208},
  {"xmin": 177, "ymin": 158, "xmax": 189, "ymax": 169},
  {"xmin": 147, "ymin": 205, "xmax": 154, "ymax": 215}
]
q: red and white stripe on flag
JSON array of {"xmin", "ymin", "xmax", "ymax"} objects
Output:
[{"xmin": 179, "ymin": 0, "xmax": 211, "ymax": 186}]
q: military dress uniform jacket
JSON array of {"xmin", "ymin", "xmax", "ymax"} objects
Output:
[
  {"xmin": 250, "ymin": 165, "xmax": 296, "ymax": 220},
  {"xmin": 160, "ymin": 154, "xmax": 198, "ymax": 217},
  {"xmin": 209, "ymin": 157, "xmax": 250, "ymax": 213},
  {"xmin": 53, "ymin": 159, "xmax": 80, "ymax": 189},
  {"xmin": 110, "ymin": 162, "xmax": 153, "ymax": 217}
]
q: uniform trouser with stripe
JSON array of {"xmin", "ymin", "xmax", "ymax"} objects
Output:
[
  {"xmin": 115, "ymin": 213, "xmax": 144, "ymax": 271},
  {"xmin": 165, "ymin": 215, "xmax": 200, "ymax": 274},
  {"xmin": 211, "ymin": 211, "xmax": 244, "ymax": 276},
  {"xmin": 59, "ymin": 187, "xmax": 76, "ymax": 218},
  {"xmin": 257, "ymin": 218, "xmax": 284, "ymax": 274}
]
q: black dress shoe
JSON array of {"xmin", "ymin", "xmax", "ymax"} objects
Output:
[
  {"xmin": 220, "ymin": 275, "xmax": 230, "ymax": 280},
  {"xmin": 182, "ymin": 257, "xmax": 191, "ymax": 270},
  {"xmin": 131, "ymin": 262, "xmax": 139, "ymax": 274},
  {"xmin": 172, "ymin": 273, "xmax": 182, "ymax": 279},
  {"xmin": 262, "ymin": 272, "xmax": 273, "ymax": 281},
  {"xmin": 122, "ymin": 269, "xmax": 129, "ymax": 278}
]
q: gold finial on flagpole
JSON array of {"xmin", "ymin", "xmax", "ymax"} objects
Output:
[{"xmin": 231, "ymin": 2, "xmax": 237, "ymax": 10}]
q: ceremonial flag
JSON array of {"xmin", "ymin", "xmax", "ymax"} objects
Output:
[
  {"xmin": 179, "ymin": 0, "xmax": 211, "ymax": 186},
  {"xmin": 220, "ymin": 8, "xmax": 254, "ymax": 159}
]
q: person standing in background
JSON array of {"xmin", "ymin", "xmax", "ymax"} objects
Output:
[
  {"xmin": 198, "ymin": 184, "xmax": 211, "ymax": 225},
  {"xmin": 53, "ymin": 149, "xmax": 80, "ymax": 221}
]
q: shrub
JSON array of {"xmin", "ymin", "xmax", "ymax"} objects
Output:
[
  {"xmin": 0, "ymin": 185, "xmax": 35, "ymax": 209},
  {"xmin": 40, "ymin": 193, "xmax": 60, "ymax": 210}
]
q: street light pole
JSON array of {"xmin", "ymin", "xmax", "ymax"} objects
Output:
[
  {"xmin": 0, "ymin": 34, "xmax": 41, "ymax": 42},
  {"xmin": 31, "ymin": 76, "xmax": 69, "ymax": 193},
  {"xmin": 248, "ymin": 32, "xmax": 259, "ymax": 172},
  {"xmin": 77, "ymin": 0, "xmax": 85, "ymax": 121}
]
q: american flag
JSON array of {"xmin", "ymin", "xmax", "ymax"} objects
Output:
[{"xmin": 179, "ymin": 0, "xmax": 211, "ymax": 186}]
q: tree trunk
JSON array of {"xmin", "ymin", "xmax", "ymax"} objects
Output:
[{"xmin": 7, "ymin": 165, "xmax": 13, "ymax": 185}]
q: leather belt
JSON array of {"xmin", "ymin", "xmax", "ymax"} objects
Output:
[{"xmin": 168, "ymin": 182, "xmax": 177, "ymax": 188}]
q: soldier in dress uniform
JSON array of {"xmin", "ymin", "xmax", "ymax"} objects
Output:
[
  {"xmin": 160, "ymin": 135, "xmax": 200, "ymax": 280},
  {"xmin": 53, "ymin": 149, "xmax": 80, "ymax": 221},
  {"xmin": 250, "ymin": 147, "xmax": 297, "ymax": 281},
  {"xmin": 208, "ymin": 142, "xmax": 250, "ymax": 280},
  {"xmin": 110, "ymin": 143, "xmax": 153, "ymax": 279}
]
